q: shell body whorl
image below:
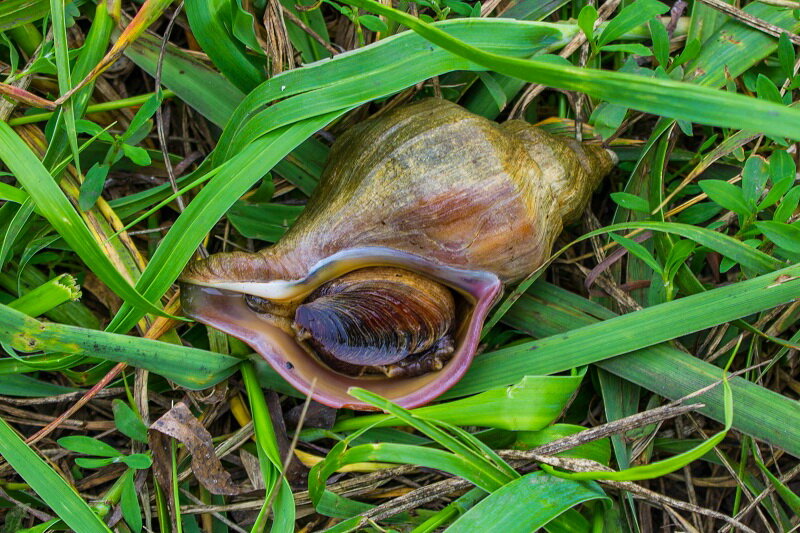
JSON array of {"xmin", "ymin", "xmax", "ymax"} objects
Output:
[{"xmin": 180, "ymin": 98, "xmax": 615, "ymax": 409}]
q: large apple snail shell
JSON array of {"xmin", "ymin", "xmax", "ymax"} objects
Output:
[{"xmin": 179, "ymin": 98, "xmax": 615, "ymax": 410}]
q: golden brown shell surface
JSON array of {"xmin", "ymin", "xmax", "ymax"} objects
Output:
[{"xmin": 183, "ymin": 98, "xmax": 615, "ymax": 287}]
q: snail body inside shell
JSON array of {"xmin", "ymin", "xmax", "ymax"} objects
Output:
[{"xmin": 245, "ymin": 267, "xmax": 458, "ymax": 378}]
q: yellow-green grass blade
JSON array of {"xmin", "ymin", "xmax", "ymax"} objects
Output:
[
  {"xmin": 0, "ymin": 416, "xmax": 112, "ymax": 532},
  {"xmin": 341, "ymin": 0, "xmax": 800, "ymax": 140},
  {"xmin": 503, "ymin": 282, "xmax": 800, "ymax": 458},
  {"xmin": 48, "ymin": 0, "xmax": 81, "ymax": 179},
  {"xmin": 445, "ymin": 472, "xmax": 609, "ymax": 533},
  {"xmin": 0, "ymin": 123, "xmax": 169, "ymax": 317},
  {"xmin": 0, "ymin": 303, "xmax": 239, "ymax": 389},
  {"xmin": 241, "ymin": 363, "xmax": 295, "ymax": 532},
  {"xmin": 333, "ymin": 374, "xmax": 584, "ymax": 432},
  {"xmin": 348, "ymin": 388, "xmax": 519, "ymax": 483}
]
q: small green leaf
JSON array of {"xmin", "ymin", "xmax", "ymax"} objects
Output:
[
  {"xmin": 357, "ymin": 14, "xmax": 388, "ymax": 33},
  {"xmin": 610, "ymin": 233, "xmax": 663, "ymax": 275},
  {"xmin": 120, "ymin": 470, "xmax": 142, "ymax": 533},
  {"xmin": 75, "ymin": 457, "xmax": 117, "ymax": 468},
  {"xmin": 75, "ymin": 119, "xmax": 113, "ymax": 142},
  {"xmin": 698, "ymin": 180, "xmax": 751, "ymax": 216},
  {"xmin": 741, "ymin": 155, "xmax": 769, "ymax": 207},
  {"xmin": 756, "ymin": 73, "xmax": 782, "ymax": 104},
  {"xmin": 121, "ymin": 93, "xmax": 161, "ymax": 142},
  {"xmin": 610, "ymin": 191, "xmax": 650, "ymax": 212},
  {"xmin": 121, "ymin": 143, "xmax": 152, "ymax": 166},
  {"xmin": 676, "ymin": 202, "xmax": 723, "ymax": 224},
  {"xmin": 673, "ymin": 38, "xmax": 700, "ymax": 66},
  {"xmin": 78, "ymin": 163, "xmax": 110, "ymax": 211},
  {"xmin": 112, "ymin": 399, "xmax": 149, "ymax": 443},
  {"xmin": 121, "ymin": 453, "xmax": 153, "ymax": 469},
  {"xmin": 58, "ymin": 436, "xmax": 122, "ymax": 457},
  {"xmin": 769, "ymin": 149, "xmax": 796, "ymax": 185},
  {"xmin": 755, "ymin": 221, "xmax": 800, "ymax": 253},
  {"xmin": 598, "ymin": 0, "xmax": 668, "ymax": 46},
  {"xmin": 760, "ymin": 150, "xmax": 795, "ymax": 209},
  {"xmin": 649, "ymin": 18, "xmax": 669, "ymax": 67},
  {"xmin": 774, "ymin": 186, "xmax": 800, "ymax": 223},
  {"xmin": 577, "ymin": 4, "xmax": 597, "ymax": 42},
  {"xmin": 664, "ymin": 239, "xmax": 696, "ymax": 280}
]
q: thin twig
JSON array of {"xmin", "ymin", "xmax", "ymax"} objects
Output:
[{"xmin": 155, "ymin": 3, "xmax": 186, "ymax": 213}]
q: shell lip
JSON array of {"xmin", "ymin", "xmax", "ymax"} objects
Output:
[
  {"xmin": 182, "ymin": 246, "xmax": 501, "ymax": 303},
  {"xmin": 180, "ymin": 247, "xmax": 502, "ymax": 410}
]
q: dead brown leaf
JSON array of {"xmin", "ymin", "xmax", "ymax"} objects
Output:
[{"xmin": 150, "ymin": 402, "xmax": 245, "ymax": 495}]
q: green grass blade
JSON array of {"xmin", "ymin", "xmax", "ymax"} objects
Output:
[
  {"xmin": 0, "ymin": 303, "xmax": 239, "ymax": 389},
  {"xmin": 343, "ymin": 0, "xmax": 800, "ymax": 140},
  {"xmin": 124, "ymin": 32, "xmax": 246, "ymax": 127},
  {"xmin": 184, "ymin": 0, "xmax": 266, "ymax": 92},
  {"xmin": 0, "ymin": 417, "xmax": 112, "ymax": 532},
  {"xmin": 334, "ymin": 374, "xmax": 583, "ymax": 432},
  {"xmin": 505, "ymin": 282, "xmax": 800, "ymax": 458},
  {"xmin": 542, "ymin": 379, "xmax": 733, "ymax": 481},
  {"xmin": 0, "ymin": 0, "xmax": 48, "ymax": 31},
  {"xmin": 445, "ymin": 471, "xmax": 608, "ymax": 533},
  {"xmin": 582, "ymin": 221, "xmax": 784, "ymax": 274},
  {"xmin": 447, "ymin": 263, "xmax": 800, "ymax": 397}
]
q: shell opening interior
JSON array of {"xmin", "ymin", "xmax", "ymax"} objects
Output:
[
  {"xmin": 289, "ymin": 268, "xmax": 470, "ymax": 379},
  {"xmin": 180, "ymin": 268, "xmax": 493, "ymax": 409}
]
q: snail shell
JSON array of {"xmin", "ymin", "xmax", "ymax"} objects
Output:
[{"xmin": 179, "ymin": 98, "xmax": 615, "ymax": 410}]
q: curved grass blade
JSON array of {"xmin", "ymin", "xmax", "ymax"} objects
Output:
[
  {"xmin": 216, "ymin": 20, "xmax": 574, "ymax": 162},
  {"xmin": 0, "ymin": 417, "xmax": 112, "ymax": 532},
  {"xmin": 541, "ymin": 378, "xmax": 733, "ymax": 481},
  {"xmin": 333, "ymin": 374, "xmax": 583, "ymax": 432},
  {"xmin": 124, "ymin": 32, "xmax": 245, "ymax": 127},
  {"xmin": 342, "ymin": 0, "xmax": 800, "ymax": 140},
  {"xmin": 587, "ymin": 221, "xmax": 783, "ymax": 274},
  {"xmin": 184, "ymin": 0, "xmax": 266, "ymax": 92}
]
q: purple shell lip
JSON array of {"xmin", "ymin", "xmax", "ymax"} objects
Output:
[{"xmin": 180, "ymin": 247, "xmax": 502, "ymax": 410}]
